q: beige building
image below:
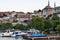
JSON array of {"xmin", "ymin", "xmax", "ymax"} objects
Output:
[{"xmin": 31, "ymin": 9, "xmax": 42, "ymax": 17}]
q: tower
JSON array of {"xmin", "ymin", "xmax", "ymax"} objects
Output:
[
  {"xmin": 54, "ymin": 2, "xmax": 56, "ymax": 8},
  {"xmin": 47, "ymin": 0, "xmax": 51, "ymax": 15},
  {"xmin": 54, "ymin": 2, "xmax": 56, "ymax": 13},
  {"xmin": 48, "ymin": 0, "xmax": 50, "ymax": 6}
]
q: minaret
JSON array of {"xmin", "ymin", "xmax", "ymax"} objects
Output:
[
  {"xmin": 54, "ymin": 2, "xmax": 56, "ymax": 8},
  {"xmin": 54, "ymin": 2, "xmax": 56, "ymax": 13},
  {"xmin": 48, "ymin": 0, "xmax": 51, "ymax": 15},
  {"xmin": 48, "ymin": 0, "xmax": 50, "ymax": 6}
]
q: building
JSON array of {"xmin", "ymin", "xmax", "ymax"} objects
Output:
[
  {"xmin": 54, "ymin": 6, "xmax": 60, "ymax": 13},
  {"xmin": 16, "ymin": 12, "xmax": 30, "ymax": 22},
  {"xmin": 42, "ymin": 1, "xmax": 54, "ymax": 18},
  {"xmin": 53, "ymin": 6, "xmax": 60, "ymax": 17},
  {"xmin": 42, "ymin": 1, "xmax": 60, "ymax": 18},
  {"xmin": 0, "ymin": 11, "xmax": 30, "ymax": 23},
  {"xmin": 31, "ymin": 9, "xmax": 42, "ymax": 18}
]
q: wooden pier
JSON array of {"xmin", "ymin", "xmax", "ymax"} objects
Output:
[{"xmin": 27, "ymin": 36, "xmax": 60, "ymax": 40}]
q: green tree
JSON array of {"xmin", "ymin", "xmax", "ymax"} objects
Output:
[
  {"xmin": 55, "ymin": 24, "xmax": 60, "ymax": 32},
  {"xmin": 55, "ymin": 24, "xmax": 60, "ymax": 31},
  {"xmin": 28, "ymin": 16, "xmax": 45, "ymax": 31},
  {"xmin": 44, "ymin": 19, "xmax": 54, "ymax": 34},
  {"xmin": 52, "ymin": 15, "xmax": 59, "ymax": 20},
  {"xmin": 0, "ymin": 23, "xmax": 13, "ymax": 29},
  {"xmin": 44, "ymin": 20, "xmax": 53, "ymax": 29},
  {"xmin": 55, "ymin": 24, "xmax": 60, "ymax": 35},
  {"xmin": 3, "ymin": 23, "xmax": 13, "ymax": 29},
  {"xmin": 14, "ymin": 24, "xmax": 25, "ymax": 30},
  {"xmin": 52, "ymin": 15, "xmax": 60, "ymax": 31}
]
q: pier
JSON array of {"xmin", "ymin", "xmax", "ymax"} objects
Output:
[{"xmin": 27, "ymin": 36, "xmax": 60, "ymax": 40}]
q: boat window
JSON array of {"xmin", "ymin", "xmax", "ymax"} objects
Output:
[{"xmin": 15, "ymin": 32, "xmax": 18, "ymax": 34}]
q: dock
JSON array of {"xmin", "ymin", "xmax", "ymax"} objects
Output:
[{"xmin": 27, "ymin": 36, "xmax": 60, "ymax": 40}]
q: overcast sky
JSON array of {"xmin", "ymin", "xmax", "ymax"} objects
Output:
[{"xmin": 0, "ymin": 0, "xmax": 60, "ymax": 12}]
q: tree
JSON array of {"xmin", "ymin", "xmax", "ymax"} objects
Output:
[
  {"xmin": 14, "ymin": 24, "xmax": 25, "ymax": 30},
  {"xmin": 52, "ymin": 15, "xmax": 60, "ymax": 31},
  {"xmin": 52, "ymin": 15, "xmax": 59, "ymax": 20},
  {"xmin": 55, "ymin": 24, "xmax": 60, "ymax": 31},
  {"xmin": 0, "ymin": 23, "xmax": 13, "ymax": 29},
  {"xmin": 3, "ymin": 23, "xmax": 13, "ymax": 29},
  {"xmin": 5, "ymin": 23, "xmax": 13, "ymax": 29},
  {"xmin": 28, "ymin": 16, "xmax": 45, "ymax": 31},
  {"xmin": 44, "ymin": 20, "xmax": 53, "ymax": 30},
  {"xmin": 44, "ymin": 19, "xmax": 54, "ymax": 34}
]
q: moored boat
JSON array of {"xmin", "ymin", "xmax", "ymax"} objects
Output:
[
  {"xmin": 12, "ymin": 31, "xmax": 27, "ymax": 36},
  {"xmin": 1, "ymin": 30, "xmax": 13, "ymax": 37},
  {"xmin": 22, "ymin": 29, "xmax": 45, "ymax": 39}
]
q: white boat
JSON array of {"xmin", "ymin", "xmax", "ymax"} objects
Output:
[
  {"xmin": 12, "ymin": 31, "xmax": 27, "ymax": 36},
  {"xmin": 1, "ymin": 31, "xmax": 13, "ymax": 37},
  {"xmin": 1, "ymin": 30, "xmax": 27, "ymax": 37}
]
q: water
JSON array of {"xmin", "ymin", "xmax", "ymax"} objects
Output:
[
  {"xmin": 0, "ymin": 36, "xmax": 60, "ymax": 40},
  {"xmin": 0, "ymin": 36, "xmax": 26, "ymax": 40}
]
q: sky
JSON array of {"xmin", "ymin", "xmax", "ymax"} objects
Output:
[{"xmin": 0, "ymin": 0, "xmax": 60, "ymax": 12}]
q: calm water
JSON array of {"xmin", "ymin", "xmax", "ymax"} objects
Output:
[
  {"xmin": 0, "ymin": 36, "xmax": 60, "ymax": 40},
  {"xmin": 0, "ymin": 36, "xmax": 26, "ymax": 40}
]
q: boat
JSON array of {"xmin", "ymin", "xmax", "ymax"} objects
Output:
[
  {"xmin": 30, "ymin": 33, "xmax": 45, "ymax": 37},
  {"xmin": 1, "ymin": 30, "xmax": 28, "ymax": 37},
  {"xmin": 22, "ymin": 29, "xmax": 45, "ymax": 39},
  {"xmin": 12, "ymin": 31, "xmax": 27, "ymax": 36},
  {"xmin": 1, "ymin": 30, "xmax": 13, "ymax": 37}
]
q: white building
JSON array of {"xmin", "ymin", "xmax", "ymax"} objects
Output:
[
  {"xmin": 42, "ymin": 1, "xmax": 60, "ymax": 18},
  {"xmin": 42, "ymin": 1, "xmax": 54, "ymax": 18},
  {"xmin": 54, "ymin": 7, "xmax": 60, "ymax": 13}
]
